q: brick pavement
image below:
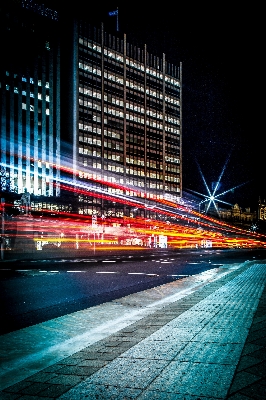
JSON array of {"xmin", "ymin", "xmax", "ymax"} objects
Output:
[
  {"xmin": 0, "ymin": 261, "xmax": 265, "ymax": 399},
  {"xmin": 226, "ymin": 274, "xmax": 266, "ymax": 399}
]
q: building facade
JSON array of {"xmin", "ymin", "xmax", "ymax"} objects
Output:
[
  {"xmin": 1, "ymin": 2, "xmax": 182, "ymax": 223},
  {"xmin": 65, "ymin": 21, "xmax": 182, "ymax": 220},
  {"xmin": 0, "ymin": 0, "xmax": 60, "ymax": 203}
]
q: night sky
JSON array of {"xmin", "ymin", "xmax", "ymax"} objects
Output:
[{"xmin": 48, "ymin": 1, "xmax": 264, "ymax": 210}]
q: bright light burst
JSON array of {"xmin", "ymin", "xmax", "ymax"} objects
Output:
[{"xmin": 188, "ymin": 155, "xmax": 249, "ymax": 216}]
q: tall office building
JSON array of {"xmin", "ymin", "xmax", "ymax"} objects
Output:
[
  {"xmin": 1, "ymin": 2, "xmax": 182, "ymax": 222},
  {"xmin": 62, "ymin": 21, "xmax": 182, "ymax": 220},
  {"xmin": 0, "ymin": 0, "xmax": 60, "ymax": 203}
]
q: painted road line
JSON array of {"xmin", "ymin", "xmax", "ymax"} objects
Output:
[{"xmin": 96, "ymin": 271, "xmax": 118, "ymax": 274}]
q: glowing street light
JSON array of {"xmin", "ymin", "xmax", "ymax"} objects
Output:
[{"xmin": 189, "ymin": 155, "xmax": 249, "ymax": 217}]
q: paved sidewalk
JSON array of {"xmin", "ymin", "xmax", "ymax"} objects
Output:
[{"xmin": 0, "ymin": 261, "xmax": 266, "ymax": 399}]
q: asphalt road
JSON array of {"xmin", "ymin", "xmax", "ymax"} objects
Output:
[{"xmin": 1, "ymin": 248, "xmax": 265, "ymax": 334}]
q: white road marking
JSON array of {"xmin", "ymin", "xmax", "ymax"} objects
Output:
[
  {"xmin": 128, "ymin": 272, "xmax": 145, "ymax": 275},
  {"xmin": 96, "ymin": 271, "xmax": 118, "ymax": 274},
  {"xmin": 67, "ymin": 271, "xmax": 86, "ymax": 273}
]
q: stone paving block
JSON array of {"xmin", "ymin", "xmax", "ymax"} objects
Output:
[
  {"xmin": 83, "ymin": 343, "xmax": 108, "ymax": 352},
  {"xmin": 2, "ymin": 380, "xmax": 33, "ymax": 393},
  {"xmin": 47, "ymin": 375, "xmax": 85, "ymax": 386},
  {"xmin": 133, "ymin": 327, "xmax": 164, "ymax": 337},
  {"xmin": 147, "ymin": 360, "xmax": 236, "ymax": 398},
  {"xmin": 160, "ymin": 310, "xmax": 181, "ymax": 316},
  {"xmin": 110, "ymin": 332, "xmax": 138, "ymax": 340},
  {"xmin": 250, "ymin": 348, "xmax": 266, "ymax": 360},
  {"xmin": 109, "ymin": 335, "xmax": 138, "ymax": 345},
  {"xmin": 101, "ymin": 340, "xmax": 123, "ymax": 347},
  {"xmin": 55, "ymin": 357, "xmax": 80, "ymax": 366},
  {"xmin": 80, "ymin": 352, "xmax": 116, "ymax": 361},
  {"xmin": 166, "ymin": 310, "xmax": 216, "ymax": 327},
  {"xmin": 247, "ymin": 336, "xmax": 266, "ymax": 346},
  {"xmin": 15, "ymin": 396, "xmax": 51, "ymax": 400},
  {"xmin": 236, "ymin": 354, "xmax": 262, "ymax": 371},
  {"xmin": 191, "ymin": 303, "xmax": 222, "ymax": 312},
  {"xmin": 18, "ymin": 382, "xmax": 50, "ymax": 395},
  {"xmin": 117, "ymin": 338, "xmax": 138, "ymax": 354},
  {"xmin": 244, "ymin": 360, "xmax": 266, "ymax": 377},
  {"xmin": 78, "ymin": 358, "xmax": 169, "ymax": 389},
  {"xmin": 1, "ymin": 262, "xmax": 265, "ymax": 399},
  {"xmin": 131, "ymin": 325, "xmax": 161, "ymax": 335},
  {"xmin": 253, "ymin": 312, "xmax": 266, "ymax": 322},
  {"xmin": 115, "ymin": 342, "xmax": 138, "ymax": 352},
  {"xmin": 25, "ymin": 371, "xmax": 58, "ymax": 383},
  {"xmin": 134, "ymin": 317, "xmax": 167, "ymax": 326},
  {"xmin": 241, "ymin": 342, "xmax": 263, "ymax": 356},
  {"xmin": 240, "ymin": 383, "xmax": 266, "ymax": 398},
  {"xmin": 226, "ymin": 392, "xmax": 254, "ymax": 399},
  {"xmin": 228, "ymin": 371, "xmax": 261, "ymax": 394},
  {"xmin": 0, "ymin": 393, "xmax": 22, "ymax": 399},
  {"xmin": 54, "ymin": 365, "xmax": 99, "ymax": 376},
  {"xmin": 41, "ymin": 364, "xmax": 66, "ymax": 373},
  {"xmin": 37, "ymin": 383, "xmax": 72, "ymax": 398},
  {"xmin": 117, "ymin": 326, "xmax": 139, "ymax": 333},
  {"xmin": 250, "ymin": 319, "xmax": 266, "ymax": 332},
  {"xmin": 174, "ymin": 341, "xmax": 243, "ymax": 365},
  {"xmin": 77, "ymin": 359, "xmax": 109, "ymax": 368},
  {"xmin": 206, "ymin": 316, "xmax": 253, "ymax": 330},
  {"xmin": 73, "ymin": 350, "xmax": 103, "ymax": 360},
  {"xmin": 247, "ymin": 328, "xmax": 266, "ymax": 342},
  {"xmin": 137, "ymin": 390, "xmax": 222, "ymax": 399},
  {"xmin": 145, "ymin": 327, "xmax": 197, "ymax": 342},
  {"xmin": 93, "ymin": 347, "xmax": 131, "ymax": 359},
  {"xmin": 118, "ymin": 339, "xmax": 186, "ymax": 360},
  {"xmin": 193, "ymin": 327, "xmax": 249, "ymax": 344},
  {"xmin": 165, "ymin": 319, "xmax": 206, "ymax": 331},
  {"xmin": 59, "ymin": 382, "xmax": 142, "ymax": 399}
]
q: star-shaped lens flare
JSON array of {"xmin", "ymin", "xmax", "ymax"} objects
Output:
[{"xmin": 187, "ymin": 155, "xmax": 249, "ymax": 216}]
